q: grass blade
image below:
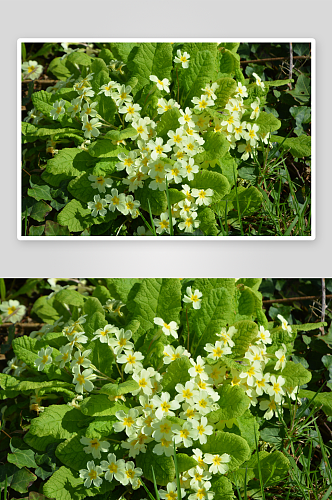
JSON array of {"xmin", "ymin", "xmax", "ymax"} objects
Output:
[
  {"xmin": 147, "ymin": 199, "xmax": 158, "ymax": 237},
  {"xmin": 233, "ymin": 166, "xmax": 244, "ymax": 236},
  {"xmin": 173, "ymin": 441, "xmax": 182, "ymax": 500},
  {"xmin": 141, "ymin": 478, "xmax": 157, "ymax": 500},
  {"xmin": 0, "ymin": 279, "xmax": 6, "ymax": 301},
  {"xmin": 151, "ymin": 466, "xmax": 161, "ymax": 500},
  {"xmin": 322, "ymin": 485, "xmax": 332, "ymax": 500},
  {"xmin": 138, "ymin": 209, "xmax": 156, "ymax": 236},
  {"xmin": 254, "ymin": 432, "xmax": 265, "ymax": 500},
  {"xmin": 165, "ymin": 182, "xmax": 174, "ymax": 236},
  {"xmin": 284, "ymin": 215, "xmax": 298, "ymax": 236}
]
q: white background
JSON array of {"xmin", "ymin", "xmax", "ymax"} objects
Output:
[{"xmin": 1, "ymin": 0, "xmax": 330, "ymax": 278}]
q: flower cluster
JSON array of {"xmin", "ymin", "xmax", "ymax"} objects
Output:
[{"xmin": 0, "ymin": 300, "xmax": 26, "ymax": 323}]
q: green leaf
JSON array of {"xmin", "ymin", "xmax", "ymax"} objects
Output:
[
  {"xmin": 55, "ymin": 434, "xmax": 88, "ymax": 471},
  {"xmin": 189, "ymin": 169, "xmax": 230, "ymax": 203},
  {"xmin": 57, "ymin": 199, "xmax": 116, "ymax": 233},
  {"xmin": 249, "ymin": 111, "xmax": 281, "ymax": 135},
  {"xmin": 210, "ymin": 476, "xmax": 235, "ymax": 500},
  {"xmin": 10, "ymin": 468, "xmax": 37, "ymax": 494},
  {"xmin": 197, "ymin": 207, "xmax": 219, "ymax": 236},
  {"xmin": 280, "ymin": 361, "xmax": 312, "ymax": 388},
  {"xmin": 100, "ymin": 379, "xmax": 139, "ymax": 397},
  {"xmin": 217, "ymin": 153, "xmax": 238, "ymax": 187},
  {"xmin": 207, "ymin": 385, "xmax": 250, "ymax": 423},
  {"xmin": 155, "ymin": 108, "xmax": 181, "ymax": 142},
  {"xmin": 83, "ymin": 296, "xmax": 105, "ymax": 317},
  {"xmin": 80, "ymin": 395, "xmax": 128, "ymax": 417},
  {"xmin": 214, "ymin": 77, "xmax": 237, "ymax": 109},
  {"xmin": 67, "ymin": 173, "xmax": 102, "ymax": 204},
  {"xmin": 7, "ymin": 444, "xmax": 37, "ymax": 469},
  {"xmin": 48, "ymin": 57, "xmax": 72, "ymax": 80},
  {"xmin": 272, "ymin": 135, "xmax": 311, "ymax": 157},
  {"xmin": 135, "ymin": 183, "xmax": 167, "ymax": 216},
  {"xmin": 176, "ymin": 454, "xmax": 198, "ymax": 473},
  {"xmin": 104, "ymin": 278, "xmax": 141, "ymax": 303},
  {"xmin": 180, "ymin": 50, "xmax": 216, "ymax": 108},
  {"xmin": 168, "ymin": 188, "xmax": 186, "ymax": 206},
  {"xmin": 29, "ymin": 225, "xmax": 45, "ymax": 236},
  {"xmin": 110, "ymin": 42, "xmax": 138, "ymax": 63},
  {"xmin": 67, "ymin": 51, "xmax": 92, "ymax": 67},
  {"xmin": 43, "ymin": 466, "xmax": 85, "ymax": 500},
  {"xmin": 128, "ymin": 42, "xmax": 173, "ymax": 95},
  {"xmin": 29, "ymin": 200, "xmax": 52, "ymax": 222},
  {"xmin": 126, "ymin": 278, "xmax": 182, "ymax": 342},
  {"xmin": 292, "ymin": 322, "xmax": 325, "ymax": 333},
  {"xmin": 253, "ymin": 450, "xmax": 289, "ymax": 485},
  {"xmin": 92, "ymin": 285, "xmax": 111, "ymax": 304},
  {"xmin": 190, "ymin": 286, "xmax": 236, "ymax": 356},
  {"xmin": 288, "ymin": 74, "xmax": 310, "ymax": 103},
  {"xmin": 30, "ymin": 295, "xmax": 61, "ymax": 324},
  {"xmin": 201, "ymin": 431, "xmax": 250, "ymax": 470},
  {"xmin": 230, "ymin": 320, "xmax": 259, "ymax": 358},
  {"xmin": 219, "ymin": 49, "xmax": 239, "ymax": 76},
  {"xmin": 104, "ymin": 127, "xmax": 137, "ymax": 141},
  {"xmin": 299, "ymin": 390, "xmax": 332, "ymax": 416},
  {"xmin": 236, "ymin": 285, "xmax": 262, "ymax": 319},
  {"xmin": 161, "ymin": 357, "xmax": 192, "ymax": 398},
  {"xmin": 136, "ymin": 442, "xmax": 175, "ymax": 486},
  {"xmin": 88, "ymin": 139, "xmax": 128, "ymax": 159},
  {"xmin": 54, "ymin": 289, "xmax": 85, "ymax": 308},
  {"xmin": 235, "ymin": 410, "xmax": 260, "ymax": 453},
  {"xmin": 27, "ymin": 405, "xmax": 89, "ymax": 451},
  {"xmin": 195, "ymin": 132, "xmax": 230, "ymax": 169},
  {"xmin": 84, "ymin": 311, "xmax": 107, "ymax": 340},
  {"xmin": 45, "ymin": 220, "xmax": 71, "ymax": 236},
  {"xmin": 44, "ymin": 148, "xmax": 94, "ymax": 187},
  {"xmin": 86, "ymin": 337, "xmax": 114, "ymax": 378},
  {"xmin": 85, "ymin": 416, "xmax": 117, "ymax": 439}
]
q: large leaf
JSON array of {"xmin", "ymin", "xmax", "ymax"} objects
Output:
[
  {"xmin": 249, "ymin": 111, "xmax": 281, "ymax": 135},
  {"xmin": 272, "ymin": 135, "xmax": 311, "ymax": 157},
  {"xmin": 128, "ymin": 42, "xmax": 173, "ymax": 95},
  {"xmin": 135, "ymin": 442, "xmax": 175, "ymax": 486},
  {"xmin": 55, "ymin": 434, "xmax": 89, "ymax": 471},
  {"xmin": 80, "ymin": 395, "xmax": 128, "ymax": 417},
  {"xmin": 201, "ymin": 431, "xmax": 250, "ymax": 470},
  {"xmin": 195, "ymin": 132, "xmax": 230, "ymax": 169},
  {"xmin": 214, "ymin": 77, "xmax": 237, "ymax": 109},
  {"xmin": 44, "ymin": 148, "xmax": 94, "ymax": 187},
  {"xmin": 279, "ymin": 361, "xmax": 312, "ymax": 388},
  {"xmin": 104, "ymin": 278, "xmax": 141, "ymax": 303},
  {"xmin": 198, "ymin": 207, "xmax": 219, "ymax": 236},
  {"xmin": 155, "ymin": 108, "xmax": 181, "ymax": 142},
  {"xmin": 179, "ymin": 49, "xmax": 217, "ymax": 108},
  {"xmin": 230, "ymin": 320, "xmax": 259, "ymax": 358},
  {"xmin": 189, "ymin": 169, "xmax": 230, "ymax": 203},
  {"xmin": 87, "ymin": 139, "xmax": 128, "ymax": 159},
  {"xmin": 210, "ymin": 476, "xmax": 235, "ymax": 500},
  {"xmin": 135, "ymin": 183, "xmax": 167, "ymax": 215},
  {"xmin": 100, "ymin": 380, "xmax": 139, "ymax": 397},
  {"xmin": 207, "ymin": 385, "xmax": 250, "ymax": 423},
  {"xmin": 127, "ymin": 278, "xmax": 182, "ymax": 342},
  {"xmin": 57, "ymin": 199, "xmax": 116, "ymax": 233},
  {"xmin": 161, "ymin": 357, "xmax": 192, "ymax": 398}
]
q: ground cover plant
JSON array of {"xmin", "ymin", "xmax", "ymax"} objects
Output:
[
  {"xmin": 21, "ymin": 42, "xmax": 312, "ymax": 236},
  {"xmin": 1, "ymin": 278, "xmax": 331, "ymax": 500}
]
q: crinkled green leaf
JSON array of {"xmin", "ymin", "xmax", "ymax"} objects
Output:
[
  {"xmin": 235, "ymin": 285, "xmax": 262, "ymax": 320},
  {"xmin": 100, "ymin": 379, "xmax": 139, "ymax": 397},
  {"xmin": 210, "ymin": 475, "xmax": 235, "ymax": 500},
  {"xmin": 136, "ymin": 442, "xmax": 175, "ymax": 486},
  {"xmin": 54, "ymin": 289, "xmax": 85, "ymax": 308},
  {"xmin": 55, "ymin": 434, "xmax": 88, "ymax": 471},
  {"xmin": 8, "ymin": 445, "xmax": 37, "ymax": 469},
  {"xmin": 10, "ymin": 468, "xmax": 37, "ymax": 494},
  {"xmin": 105, "ymin": 278, "xmax": 141, "ymax": 303},
  {"xmin": 29, "ymin": 200, "xmax": 52, "ymax": 222},
  {"xmin": 67, "ymin": 51, "xmax": 92, "ymax": 67},
  {"xmin": 195, "ymin": 132, "xmax": 230, "ymax": 168},
  {"xmin": 45, "ymin": 220, "xmax": 71, "ymax": 236},
  {"xmin": 29, "ymin": 225, "xmax": 44, "ymax": 236},
  {"xmin": 176, "ymin": 454, "xmax": 198, "ymax": 473},
  {"xmin": 168, "ymin": 188, "xmax": 186, "ymax": 206},
  {"xmin": 110, "ymin": 42, "xmax": 139, "ymax": 63},
  {"xmin": 85, "ymin": 416, "xmax": 117, "ymax": 439},
  {"xmin": 155, "ymin": 108, "xmax": 181, "ymax": 142},
  {"xmin": 179, "ymin": 50, "xmax": 216, "ymax": 108},
  {"xmin": 104, "ymin": 127, "xmax": 136, "ymax": 141},
  {"xmin": 201, "ymin": 431, "xmax": 250, "ymax": 470},
  {"xmin": 80, "ymin": 395, "xmax": 128, "ymax": 417},
  {"xmin": 272, "ymin": 134, "xmax": 311, "ymax": 157},
  {"xmin": 248, "ymin": 111, "xmax": 281, "ymax": 135},
  {"xmin": 189, "ymin": 168, "xmax": 230, "ymax": 203},
  {"xmin": 253, "ymin": 450, "xmax": 289, "ymax": 485},
  {"xmin": 235, "ymin": 409, "xmax": 260, "ymax": 452},
  {"xmin": 214, "ymin": 77, "xmax": 237, "ymax": 109},
  {"xmin": 299, "ymin": 389, "xmax": 332, "ymax": 416},
  {"xmin": 161, "ymin": 357, "xmax": 192, "ymax": 398},
  {"xmin": 219, "ymin": 49, "xmax": 239, "ymax": 76},
  {"xmin": 280, "ymin": 361, "xmax": 312, "ymax": 388},
  {"xmin": 197, "ymin": 207, "xmax": 219, "ymax": 236},
  {"xmin": 57, "ymin": 199, "xmax": 116, "ymax": 233},
  {"xmin": 44, "ymin": 148, "xmax": 93, "ymax": 187},
  {"xmin": 48, "ymin": 57, "xmax": 72, "ymax": 80},
  {"xmin": 135, "ymin": 182, "xmax": 167, "ymax": 215},
  {"xmin": 88, "ymin": 139, "xmax": 128, "ymax": 158},
  {"xmin": 207, "ymin": 385, "xmax": 250, "ymax": 423},
  {"xmin": 230, "ymin": 320, "xmax": 258, "ymax": 358}
]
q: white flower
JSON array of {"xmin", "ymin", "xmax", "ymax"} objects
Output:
[
  {"xmin": 202, "ymin": 82, "xmax": 219, "ymax": 100},
  {"xmin": 191, "ymin": 188, "xmax": 214, "ymax": 206},
  {"xmin": 148, "ymin": 137, "xmax": 172, "ymax": 161},
  {"xmin": 174, "ymin": 49, "xmax": 190, "ymax": 68},
  {"xmin": 82, "ymin": 116, "xmax": 101, "ymax": 139},
  {"xmin": 188, "ymin": 481, "xmax": 214, "ymax": 500},
  {"xmin": 165, "ymin": 163, "xmax": 186, "ymax": 184},
  {"xmin": 188, "ymin": 356, "xmax": 208, "ymax": 380},
  {"xmin": 154, "ymin": 212, "xmax": 174, "ymax": 235},
  {"xmin": 172, "ymin": 421, "xmax": 198, "ymax": 448},
  {"xmin": 132, "ymin": 369, "xmax": 154, "ymax": 396},
  {"xmin": 188, "ymin": 467, "xmax": 212, "ymax": 489},
  {"xmin": 50, "ymin": 100, "xmax": 66, "ymax": 120},
  {"xmin": 72, "ymin": 367, "xmax": 96, "ymax": 394},
  {"xmin": 132, "ymin": 118, "xmax": 150, "ymax": 141},
  {"xmin": 108, "ymin": 328, "xmax": 134, "ymax": 355},
  {"xmin": 152, "ymin": 418, "xmax": 176, "ymax": 441},
  {"xmin": 260, "ymin": 397, "xmax": 279, "ymax": 420},
  {"xmin": 77, "ymin": 86, "xmax": 95, "ymax": 100},
  {"xmin": 237, "ymin": 141, "xmax": 254, "ymax": 161},
  {"xmin": 178, "ymin": 212, "xmax": 200, "ymax": 233},
  {"xmin": 67, "ymin": 97, "xmax": 82, "ymax": 117},
  {"xmin": 55, "ymin": 345, "xmax": 72, "ymax": 368},
  {"xmin": 151, "ymin": 392, "xmax": 180, "ymax": 420},
  {"xmin": 275, "ymin": 343, "xmax": 287, "ymax": 371},
  {"xmin": 163, "ymin": 345, "xmax": 190, "ymax": 364},
  {"xmin": 100, "ymin": 453, "xmax": 126, "ymax": 483},
  {"xmin": 117, "ymin": 195, "xmax": 140, "ymax": 217},
  {"xmin": 193, "ymin": 390, "xmax": 215, "ymax": 415},
  {"xmin": 183, "ymin": 287, "xmax": 202, "ymax": 309},
  {"xmin": 105, "ymin": 189, "xmax": 126, "ymax": 213},
  {"xmin": 0, "ymin": 300, "xmax": 26, "ymax": 323},
  {"xmin": 192, "ymin": 449, "xmax": 209, "ymax": 471},
  {"xmin": 252, "ymin": 72, "xmax": 265, "ymax": 88},
  {"xmin": 22, "ymin": 60, "xmax": 43, "ymax": 80},
  {"xmin": 191, "ymin": 416, "xmax": 213, "ymax": 445},
  {"xmin": 256, "ymin": 325, "xmax": 272, "ymax": 345},
  {"xmin": 113, "ymin": 85, "xmax": 133, "ymax": 106},
  {"xmin": 79, "ymin": 460, "xmax": 103, "ymax": 488},
  {"xmin": 191, "ymin": 95, "xmax": 214, "ymax": 110},
  {"xmin": 216, "ymin": 326, "xmax": 236, "ymax": 347},
  {"xmin": 153, "ymin": 437, "xmax": 174, "ymax": 456},
  {"xmin": 98, "ymin": 81, "xmax": 120, "ymax": 96},
  {"xmin": 87, "ymin": 174, "xmax": 113, "ymax": 194},
  {"xmin": 179, "ymin": 107, "xmax": 195, "ymax": 128},
  {"xmin": 204, "ymin": 453, "xmax": 231, "ymax": 474},
  {"xmin": 204, "ymin": 341, "xmax": 232, "ymax": 360},
  {"xmin": 80, "ymin": 436, "xmax": 110, "ymax": 459},
  {"xmin": 120, "ymin": 461, "xmax": 143, "ymax": 488},
  {"xmin": 154, "ymin": 317, "xmax": 179, "ymax": 338},
  {"xmin": 235, "ymin": 82, "xmax": 248, "ymax": 98},
  {"xmin": 118, "ymin": 102, "xmax": 142, "ymax": 122},
  {"xmin": 116, "ymin": 350, "xmax": 144, "ymax": 374},
  {"xmin": 157, "ymin": 98, "xmax": 180, "ymax": 114},
  {"xmin": 277, "ymin": 315, "xmax": 292, "ymax": 336},
  {"xmin": 267, "ymin": 375, "xmax": 285, "ymax": 403},
  {"xmin": 175, "ymin": 381, "xmax": 196, "ymax": 404},
  {"xmin": 80, "ymin": 101, "xmax": 98, "ymax": 119},
  {"xmin": 179, "ymin": 158, "xmax": 199, "ymax": 181},
  {"xmin": 250, "ymin": 99, "xmax": 260, "ymax": 120},
  {"xmin": 114, "ymin": 408, "xmax": 139, "ymax": 436},
  {"xmin": 87, "ymin": 195, "xmax": 108, "ymax": 217},
  {"xmin": 239, "ymin": 362, "xmax": 263, "ymax": 387},
  {"xmin": 254, "ymin": 372, "xmax": 271, "ymax": 396},
  {"xmin": 70, "ymin": 349, "xmax": 92, "ymax": 370},
  {"xmin": 150, "ymin": 75, "xmax": 170, "ymax": 92},
  {"xmin": 34, "ymin": 347, "xmax": 53, "ymax": 371},
  {"xmin": 116, "ymin": 151, "xmax": 138, "ymax": 173},
  {"xmin": 245, "ymin": 123, "xmax": 260, "ymax": 146}
]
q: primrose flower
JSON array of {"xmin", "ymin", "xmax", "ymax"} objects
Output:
[
  {"xmin": 117, "ymin": 195, "xmax": 140, "ymax": 217},
  {"xmin": 152, "ymin": 392, "xmax": 180, "ymax": 420},
  {"xmin": 77, "ymin": 86, "xmax": 95, "ymax": 100},
  {"xmin": 216, "ymin": 326, "xmax": 236, "ymax": 347},
  {"xmin": 132, "ymin": 118, "xmax": 150, "ymax": 141},
  {"xmin": 34, "ymin": 347, "xmax": 53, "ymax": 371},
  {"xmin": 148, "ymin": 137, "xmax": 172, "ymax": 161},
  {"xmin": 267, "ymin": 375, "xmax": 285, "ymax": 403},
  {"xmin": 239, "ymin": 362, "xmax": 263, "ymax": 387},
  {"xmin": 119, "ymin": 461, "xmax": 143, "ymax": 488},
  {"xmin": 165, "ymin": 163, "xmax": 186, "ymax": 184},
  {"xmin": 118, "ymin": 102, "xmax": 142, "ymax": 122},
  {"xmin": 108, "ymin": 328, "xmax": 134, "ymax": 355},
  {"xmin": 152, "ymin": 418, "xmax": 176, "ymax": 442},
  {"xmin": 67, "ymin": 97, "xmax": 82, "ymax": 117},
  {"xmin": 191, "ymin": 416, "xmax": 214, "ymax": 445},
  {"xmin": 178, "ymin": 212, "xmax": 200, "ymax": 233},
  {"xmin": 245, "ymin": 123, "xmax": 260, "ymax": 146},
  {"xmin": 179, "ymin": 157, "xmax": 199, "ymax": 181},
  {"xmin": 157, "ymin": 97, "xmax": 180, "ymax": 114},
  {"xmin": 260, "ymin": 397, "xmax": 279, "ymax": 420},
  {"xmin": 202, "ymin": 82, "xmax": 219, "ymax": 100},
  {"xmin": 100, "ymin": 453, "xmax": 126, "ymax": 483},
  {"xmin": 88, "ymin": 174, "xmax": 113, "ymax": 193},
  {"xmin": 191, "ymin": 95, "xmax": 214, "ymax": 110},
  {"xmin": 116, "ymin": 350, "xmax": 144, "ymax": 374},
  {"xmin": 70, "ymin": 349, "xmax": 92, "ymax": 370},
  {"xmin": 235, "ymin": 82, "xmax": 248, "ymax": 98},
  {"xmin": 179, "ymin": 107, "xmax": 195, "ymax": 128},
  {"xmin": 188, "ymin": 467, "xmax": 212, "ymax": 489},
  {"xmin": 277, "ymin": 314, "xmax": 292, "ymax": 336},
  {"xmin": 150, "ymin": 75, "xmax": 170, "ymax": 92},
  {"xmin": 275, "ymin": 343, "xmax": 287, "ymax": 371},
  {"xmin": 154, "ymin": 317, "xmax": 179, "ymax": 338},
  {"xmin": 87, "ymin": 195, "xmax": 108, "ymax": 217},
  {"xmin": 193, "ymin": 390, "xmax": 215, "ymax": 415},
  {"xmin": 113, "ymin": 84, "xmax": 133, "ymax": 106},
  {"xmin": 175, "ymin": 381, "xmax": 196, "ymax": 404},
  {"xmin": 80, "ymin": 101, "xmax": 98, "ymax": 119},
  {"xmin": 188, "ymin": 356, "xmax": 208, "ymax": 380},
  {"xmin": 153, "ymin": 437, "xmax": 174, "ymax": 456},
  {"xmin": 204, "ymin": 341, "xmax": 232, "ymax": 360},
  {"xmin": 55, "ymin": 345, "xmax": 72, "ymax": 368},
  {"xmin": 256, "ymin": 325, "xmax": 272, "ymax": 345},
  {"xmin": 80, "ymin": 436, "xmax": 110, "ymax": 459},
  {"xmin": 82, "ymin": 116, "xmax": 101, "ymax": 139},
  {"xmin": 172, "ymin": 421, "xmax": 198, "ymax": 447},
  {"xmin": 22, "ymin": 60, "xmax": 43, "ymax": 80},
  {"xmin": 98, "ymin": 80, "xmax": 120, "ymax": 96},
  {"xmin": 163, "ymin": 345, "xmax": 190, "ymax": 364},
  {"xmin": 254, "ymin": 372, "xmax": 271, "ymax": 396},
  {"xmin": 50, "ymin": 99, "xmax": 66, "ymax": 120},
  {"xmin": 0, "ymin": 300, "xmax": 26, "ymax": 323},
  {"xmin": 174, "ymin": 49, "xmax": 191, "ymax": 68},
  {"xmin": 132, "ymin": 368, "xmax": 154, "ymax": 396},
  {"xmin": 204, "ymin": 453, "xmax": 231, "ymax": 474},
  {"xmin": 188, "ymin": 481, "xmax": 214, "ymax": 500},
  {"xmin": 252, "ymin": 72, "xmax": 265, "ymax": 88},
  {"xmin": 79, "ymin": 461, "xmax": 103, "ymax": 488},
  {"xmin": 114, "ymin": 408, "xmax": 139, "ymax": 436},
  {"xmin": 154, "ymin": 212, "xmax": 174, "ymax": 235},
  {"xmin": 183, "ymin": 287, "xmax": 203, "ymax": 309},
  {"xmin": 105, "ymin": 189, "xmax": 126, "ymax": 213},
  {"xmin": 191, "ymin": 188, "xmax": 214, "ymax": 206},
  {"xmin": 72, "ymin": 367, "xmax": 96, "ymax": 394},
  {"xmin": 250, "ymin": 99, "xmax": 261, "ymax": 120}
]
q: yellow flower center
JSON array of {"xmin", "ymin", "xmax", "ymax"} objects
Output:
[
  {"xmin": 123, "ymin": 416, "xmax": 134, "ymax": 427},
  {"xmin": 78, "ymin": 355, "xmax": 85, "ymax": 364},
  {"xmin": 88, "ymin": 470, "xmax": 97, "ymax": 480},
  {"xmin": 95, "ymin": 202, "xmax": 102, "ymax": 211},
  {"xmin": 108, "ymin": 463, "xmax": 117, "ymax": 473},
  {"xmin": 126, "ymin": 469, "xmax": 135, "ymax": 479},
  {"xmin": 42, "ymin": 355, "xmax": 49, "ymax": 364},
  {"xmin": 8, "ymin": 306, "xmax": 16, "ymax": 315},
  {"xmin": 161, "ymin": 401, "xmax": 171, "ymax": 412},
  {"xmin": 127, "ymin": 355, "xmax": 136, "ymax": 364},
  {"xmin": 77, "ymin": 374, "xmax": 85, "ymax": 385},
  {"xmin": 90, "ymin": 439, "xmax": 100, "ymax": 449},
  {"xmin": 180, "ymin": 429, "xmax": 189, "ymax": 438}
]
